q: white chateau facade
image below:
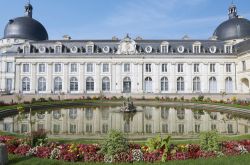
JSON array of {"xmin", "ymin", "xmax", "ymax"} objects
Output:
[{"xmin": 1, "ymin": 3, "xmax": 250, "ymax": 96}]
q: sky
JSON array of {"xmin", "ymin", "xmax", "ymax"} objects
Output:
[{"xmin": 0, "ymin": 0, "xmax": 250, "ymax": 40}]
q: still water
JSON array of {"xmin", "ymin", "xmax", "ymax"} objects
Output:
[{"xmin": 1, "ymin": 106, "xmax": 250, "ymax": 139}]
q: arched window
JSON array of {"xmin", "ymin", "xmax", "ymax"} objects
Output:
[
  {"xmin": 86, "ymin": 77, "xmax": 94, "ymax": 91},
  {"xmin": 177, "ymin": 77, "xmax": 184, "ymax": 91},
  {"xmin": 38, "ymin": 77, "xmax": 46, "ymax": 92},
  {"xmin": 161, "ymin": 77, "xmax": 168, "ymax": 91},
  {"xmin": 70, "ymin": 77, "xmax": 78, "ymax": 91},
  {"xmin": 22, "ymin": 77, "xmax": 30, "ymax": 91},
  {"xmin": 225, "ymin": 77, "xmax": 233, "ymax": 93},
  {"xmin": 193, "ymin": 77, "xmax": 201, "ymax": 92},
  {"xmin": 177, "ymin": 109, "xmax": 185, "ymax": 120},
  {"xmin": 69, "ymin": 109, "xmax": 77, "ymax": 119},
  {"xmin": 54, "ymin": 77, "xmax": 62, "ymax": 92},
  {"xmin": 209, "ymin": 77, "xmax": 217, "ymax": 93},
  {"xmin": 145, "ymin": 77, "xmax": 153, "ymax": 93},
  {"xmin": 85, "ymin": 108, "xmax": 93, "ymax": 120},
  {"xmin": 123, "ymin": 77, "xmax": 131, "ymax": 93},
  {"xmin": 161, "ymin": 107, "xmax": 169, "ymax": 119},
  {"xmin": 102, "ymin": 77, "xmax": 110, "ymax": 91}
]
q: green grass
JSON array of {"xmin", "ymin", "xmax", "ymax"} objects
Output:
[{"xmin": 8, "ymin": 154, "xmax": 250, "ymax": 165}]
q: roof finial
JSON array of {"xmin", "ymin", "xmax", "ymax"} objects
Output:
[
  {"xmin": 25, "ymin": 0, "xmax": 33, "ymax": 18},
  {"xmin": 228, "ymin": 2, "xmax": 238, "ymax": 19}
]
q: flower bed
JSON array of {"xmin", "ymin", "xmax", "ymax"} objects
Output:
[{"xmin": 0, "ymin": 135, "xmax": 250, "ymax": 163}]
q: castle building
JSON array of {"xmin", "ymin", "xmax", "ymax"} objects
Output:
[{"xmin": 1, "ymin": 3, "xmax": 250, "ymax": 96}]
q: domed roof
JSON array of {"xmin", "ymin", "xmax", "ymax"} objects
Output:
[
  {"xmin": 3, "ymin": 3, "xmax": 48, "ymax": 41},
  {"xmin": 213, "ymin": 4, "xmax": 250, "ymax": 41}
]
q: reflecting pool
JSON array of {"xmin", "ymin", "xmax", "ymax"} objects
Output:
[{"xmin": 1, "ymin": 106, "xmax": 250, "ymax": 139}]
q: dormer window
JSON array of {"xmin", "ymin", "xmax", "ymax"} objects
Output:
[
  {"xmin": 23, "ymin": 45, "xmax": 30, "ymax": 54},
  {"xmin": 193, "ymin": 42, "xmax": 201, "ymax": 53},
  {"xmin": 161, "ymin": 41, "xmax": 169, "ymax": 53},
  {"xmin": 86, "ymin": 42, "xmax": 94, "ymax": 54},
  {"xmin": 225, "ymin": 45, "xmax": 232, "ymax": 54}
]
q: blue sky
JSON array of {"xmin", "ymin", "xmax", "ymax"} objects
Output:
[{"xmin": 0, "ymin": 0, "xmax": 250, "ymax": 40}]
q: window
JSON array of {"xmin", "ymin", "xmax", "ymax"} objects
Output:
[
  {"xmin": 177, "ymin": 77, "xmax": 184, "ymax": 91},
  {"xmin": 177, "ymin": 64, "xmax": 183, "ymax": 73},
  {"xmin": 145, "ymin": 64, "xmax": 151, "ymax": 72},
  {"xmin": 86, "ymin": 63, "xmax": 93, "ymax": 72},
  {"xmin": 193, "ymin": 77, "xmax": 201, "ymax": 92},
  {"xmin": 102, "ymin": 124, "xmax": 109, "ymax": 133},
  {"xmin": 177, "ymin": 109, "xmax": 185, "ymax": 120},
  {"xmin": 23, "ymin": 64, "xmax": 29, "ymax": 73},
  {"xmin": 53, "ymin": 124, "xmax": 60, "ymax": 134},
  {"xmin": 55, "ymin": 63, "xmax": 62, "ymax": 73},
  {"xmin": 193, "ymin": 45, "xmax": 200, "ymax": 53},
  {"xmin": 225, "ymin": 77, "xmax": 233, "ymax": 93},
  {"xmin": 70, "ymin": 124, "xmax": 76, "ymax": 134},
  {"xmin": 70, "ymin": 77, "xmax": 78, "ymax": 91},
  {"xmin": 146, "ymin": 124, "xmax": 152, "ymax": 133},
  {"xmin": 39, "ymin": 64, "xmax": 45, "ymax": 73},
  {"xmin": 162, "ymin": 124, "xmax": 168, "ymax": 133},
  {"xmin": 226, "ymin": 64, "xmax": 232, "ymax": 73},
  {"xmin": 86, "ymin": 46, "xmax": 93, "ymax": 54},
  {"xmin": 211, "ymin": 124, "xmax": 217, "ymax": 131},
  {"xmin": 22, "ymin": 77, "xmax": 30, "ymax": 91},
  {"xmin": 102, "ymin": 77, "xmax": 110, "ymax": 91},
  {"xmin": 23, "ymin": 46, "xmax": 30, "ymax": 54},
  {"xmin": 195, "ymin": 124, "xmax": 200, "ymax": 133},
  {"xmin": 54, "ymin": 77, "xmax": 62, "ymax": 92},
  {"xmin": 85, "ymin": 108, "xmax": 93, "ymax": 120},
  {"xmin": 162, "ymin": 64, "xmax": 167, "ymax": 72},
  {"xmin": 6, "ymin": 62, "xmax": 13, "ymax": 73},
  {"xmin": 209, "ymin": 77, "xmax": 217, "ymax": 93},
  {"xmin": 161, "ymin": 45, "xmax": 168, "ymax": 53},
  {"xmin": 38, "ymin": 77, "xmax": 46, "ymax": 92},
  {"xmin": 86, "ymin": 124, "xmax": 92, "ymax": 133},
  {"xmin": 144, "ymin": 77, "xmax": 153, "ymax": 93},
  {"xmin": 86, "ymin": 77, "xmax": 94, "ymax": 91},
  {"xmin": 161, "ymin": 108, "xmax": 169, "ymax": 119},
  {"xmin": 228, "ymin": 124, "xmax": 233, "ymax": 133},
  {"xmin": 55, "ymin": 46, "xmax": 61, "ymax": 53},
  {"xmin": 194, "ymin": 64, "xmax": 199, "ymax": 73},
  {"xmin": 70, "ymin": 63, "xmax": 77, "ymax": 73},
  {"xmin": 69, "ymin": 109, "xmax": 77, "ymax": 119},
  {"xmin": 225, "ymin": 45, "xmax": 232, "ymax": 53},
  {"xmin": 242, "ymin": 61, "xmax": 246, "ymax": 71},
  {"xmin": 102, "ymin": 63, "xmax": 109, "ymax": 72},
  {"xmin": 161, "ymin": 77, "xmax": 168, "ymax": 91},
  {"xmin": 21, "ymin": 124, "xmax": 28, "ymax": 133},
  {"xmin": 178, "ymin": 124, "xmax": 184, "ymax": 134},
  {"xmin": 124, "ymin": 63, "xmax": 130, "ymax": 72},
  {"xmin": 210, "ymin": 64, "xmax": 215, "ymax": 72}
]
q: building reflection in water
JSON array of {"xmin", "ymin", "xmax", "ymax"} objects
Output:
[{"xmin": 1, "ymin": 106, "xmax": 250, "ymax": 138}]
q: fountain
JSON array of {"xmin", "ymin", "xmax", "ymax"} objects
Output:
[{"xmin": 120, "ymin": 98, "xmax": 136, "ymax": 112}]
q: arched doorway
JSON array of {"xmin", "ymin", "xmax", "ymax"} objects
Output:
[
  {"xmin": 123, "ymin": 77, "xmax": 131, "ymax": 93},
  {"xmin": 144, "ymin": 77, "xmax": 152, "ymax": 93}
]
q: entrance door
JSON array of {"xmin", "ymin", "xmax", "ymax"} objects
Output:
[{"xmin": 123, "ymin": 77, "xmax": 131, "ymax": 93}]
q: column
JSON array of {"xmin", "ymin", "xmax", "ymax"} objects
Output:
[
  {"xmin": 47, "ymin": 63, "xmax": 53, "ymax": 93},
  {"xmin": 79, "ymin": 63, "xmax": 85, "ymax": 93},
  {"xmin": 170, "ymin": 63, "xmax": 176, "ymax": 93},
  {"xmin": 218, "ymin": 63, "xmax": 224, "ymax": 92},
  {"xmin": 63, "ymin": 63, "xmax": 69, "ymax": 93},
  {"xmin": 202, "ymin": 63, "xmax": 209, "ymax": 93},
  {"xmin": 111, "ymin": 63, "xmax": 116, "ymax": 93},
  {"xmin": 15, "ymin": 63, "xmax": 21, "ymax": 93},
  {"xmin": 95, "ymin": 63, "xmax": 100, "ymax": 93},
  {"xmin": 115, "ymin": 63, "xmax": 122, "ymax": 93},
  {"xmin": 186, "ymin": 63, "xmax": 192, "ymax": 93},
  {"xmin": 31, "ymin": 63, "xmax": 37, "ymax": 94},
  {"xmin": 154, "ymin": 63, "xmax": 160, "ymax": 93},
  {"xmin": 137, "ymin": 63, "xmax": 143, "ymax": 93}
]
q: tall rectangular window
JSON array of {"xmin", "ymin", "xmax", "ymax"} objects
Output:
[
  {"xmin": 124, "ymin": 63, "xmax": 130, "ymax": 72},
  {"xmin": 23, "ymin": 64, "xmax": 29, "ymax": 73},
  {"xmin": 194, "ymin": 64, "xmax": 199, "ymax": 73},
  {"xmin": 210, "ymin": 64, "xmax": 215, "ymax": 72},
  {"xmin": 86, "ymin": 46, "xmax": 93, "ymax": 53},
  {"xmin": 39, "ymin": 64, "xmax": 45, "ymax": 73},
  {"xmin": 70, "ymin": 63, "xmax": 77, "ymax": 73},
  {"xmin": 6, "ymin": 62, "xmax": 13, "ymax": 73},
  {"xmin": 242, "ymin": 61, "xmax": 246, "ymax": 71},
  {"xmin": 55, "ymin": 63, "xmax": 62, "ymax": 73},
  {"xmin": 161, "ymin": 45, "xmax": 168, "ymax": 53},
  {"xmin": 195, "ymin": 124, "xmax": 200, "ymax": 133},
  {"xmin": 87, "ymin": 63, "xmax": 93, "ymax": 72},
  {"xmin": 225, "ymin": 45, "xmax": 232, "ymax": 53},
  {"xmin": 145, "ymin": 64, "xmax": 152, "ymax": 72},
  {"xmin": 103, "ymin": 63, "xmax": 109, "ymax": 72},
  {"xmin": 193, "ymin": 45, "xmax": 200, "ymax": 53},
  {"xmin": 162, "ymin": 64, "xmax": 167, "ymax": 72},
  {"xmin": 177, "ymin": 64, "xmax": 183, "ymax": 73},
  {"xmin": 226, "ymin": 64, "xmax": 231, "ymax": 73}
]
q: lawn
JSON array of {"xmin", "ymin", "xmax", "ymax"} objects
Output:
[{"xmin": 8, "ymin": 154, "xmax": 250, "ymax": 165}]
